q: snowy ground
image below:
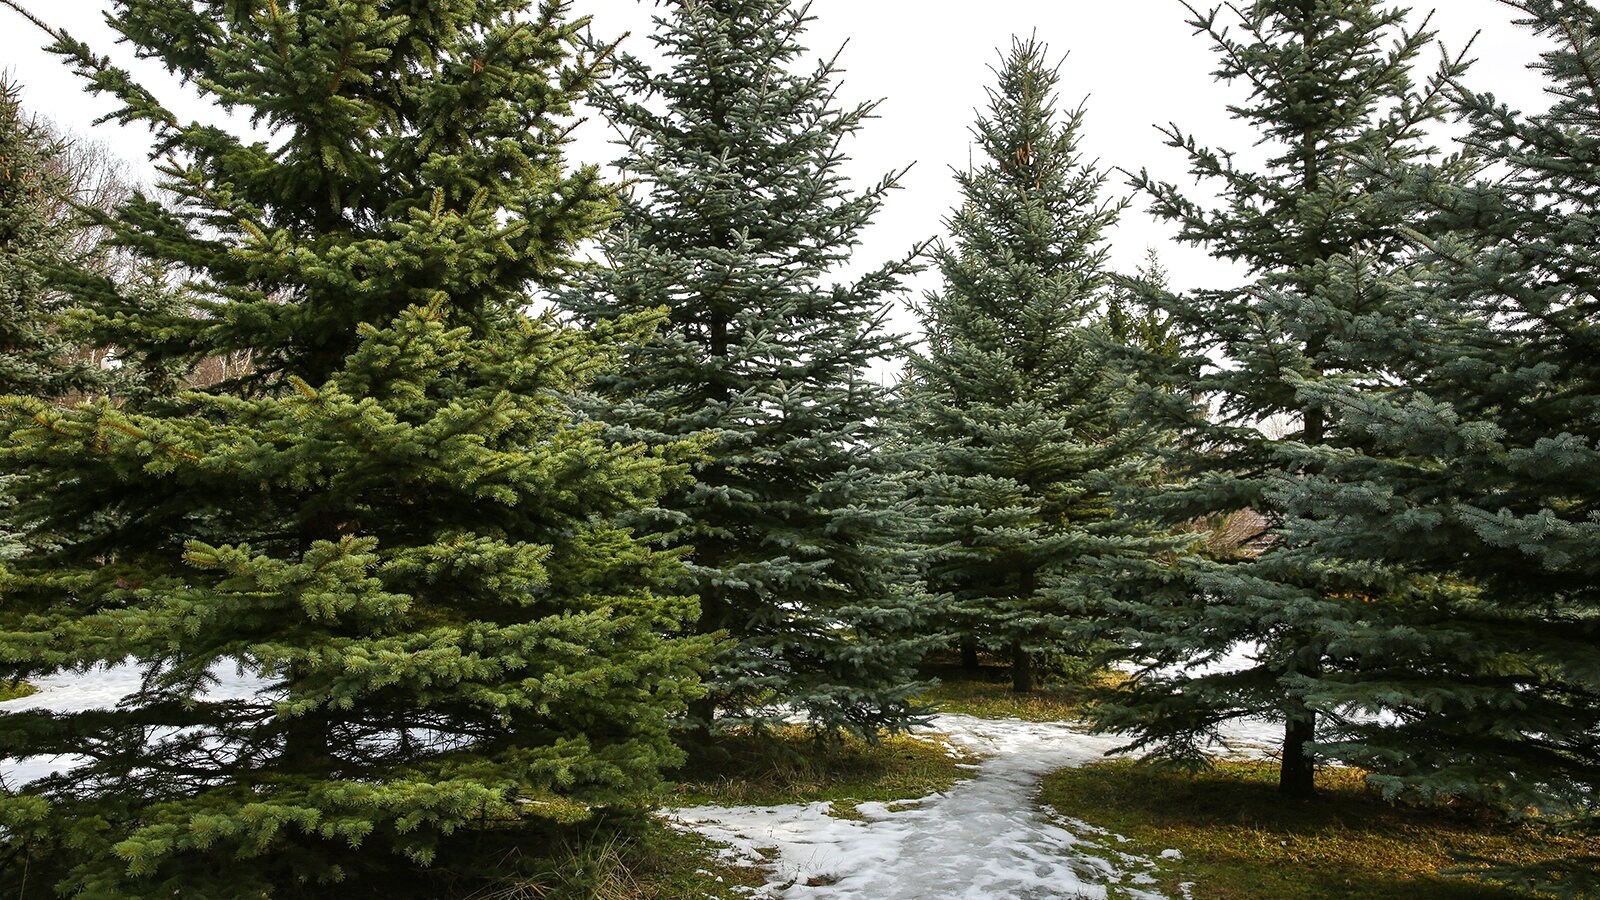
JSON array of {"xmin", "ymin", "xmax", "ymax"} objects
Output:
[
  {"xmin": 672, "ymin": 644, "xmax": 1286, "ymax": 899},
  {"xmin": 673, "ymin": 716, "xmax": 1179, "ymax": 899},
  {"xmin": 0, "ymin": 660, "xmax": 272, "ymax": 787},
  {"xmin": 2, "ymin": 656, "xmax": 1281, "ymax": 898}
]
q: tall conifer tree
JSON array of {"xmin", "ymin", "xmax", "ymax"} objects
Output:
[
  {"xmin": 0, "ymin": 2, "xmax": 706, "ymax": 895},
  {"xmin": 1087, "ymin": 0, "xmax": 1466, "ymax": 797},
  {"xmin": 0, "ymin": 75, "xmax": 108, "ymax": 401},
  {"xmin": 0, "ymin": 76, "xmax": 107, "ymax": 571},
  {"xmin": 561, "ymin": 0, "xmax": 930, "ymax": 737},
  {"xmin": 1278, "ymin": 0, "xmax": 1600, "ymax": 888},
  {"xmin": 900, "ymin": 38, "xmax": 1163, "ymax": 693}
]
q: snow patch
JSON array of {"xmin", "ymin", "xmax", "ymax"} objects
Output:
[
  {"xmin": 672, "ymin": 715, "xmax": 1171, "ymax": 899},
  {"xmin": 1, "ymin": 660, "xmax": 273, "ymax": 788}
]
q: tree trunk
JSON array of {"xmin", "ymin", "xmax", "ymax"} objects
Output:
[
  {"xmin": 1279, "ymin": 708, "xmax": 1317, "ymax": 798},
  {"xmin": 683, "ymin": 593, "xmax": 723, "ymax": 746},
  {"xmin": 685, "ymin": 695, "xmax": 716, "ymax": 746},
  {"xmin": 1287, "ymin": 336, "xmax": 1325, "ymax": 799},
  {"xmin": 1009, "ymin": 642, "xmax": 1034, "ymax": 694},
  {"xmin": 1273, "ymin": 12, "xmax": 1325, "ymax": 805},
  {"xmin": 281, "ymin": 695, "xmax": 330, "ymax": 771},
  {"xmin": 960, "ymin": 636, "xmax": 980, "ymax": 672},
  {"xmin": 688, "ymin": 296, "xmax": 729, "ymax": 751}
]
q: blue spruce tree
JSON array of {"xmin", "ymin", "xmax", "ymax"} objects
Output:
[
  {"xmin": 1087, "ymin": 0, "xmax": 1469, "ymax": 798},
  {"xmin": 560, "ymin": 0, "xmax": 932, "ymax": 738},
  {"xmin": 899, "ymin": 38, "xmax": 1174, "ymax": 694},
  {"xmin": 1279, "ymin": 0, "xmax": 1600, "ymax": 889}
]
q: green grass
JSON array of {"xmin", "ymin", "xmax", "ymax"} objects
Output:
[
  {"xmin": 441, "ymin": 822, "xmax": 770, "ymax": 900},
  {"xmin": 0, "ymin": 680, "xmax": 37, "ymax": 702},
  {"xmin": 667, "ymin": 725, "xmax": 978, "ymax": 813},
  {"xmin": 1040, "ymin": 758, "xmax": 1599, "ymax": 899},
  {"xmin": 605, "ymin": 825, "xmax": 771, "ymax": 900},
  {"xmin": 916, "ymin": 662, "xmax": 1115, "ymax": 722}
]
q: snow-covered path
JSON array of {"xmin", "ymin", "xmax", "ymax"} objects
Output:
[
  {"xmin": 671, "ymin": 703, "xmax": 1288, "ymax": 900},
  {"xmin": 674, "ymin": 716, "xmax": 1179, "ymax": 899}
]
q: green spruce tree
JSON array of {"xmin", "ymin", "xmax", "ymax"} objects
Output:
[
  {"xmin": 900, "ymin": 37, "xmax": 1165, "ymax": 694},
  {"xmin": 1277, "ymin": 0, "xmax": 1600, "ymax": 889},
  {"xmin": 0, "ymin": 2, "xmax": 706, "ymax": 896},
  {"xmin": 1087, "ymin": 0, "xmax": 1468, "ymax": 797},
  {"xmin": 560, "ymin": 0, "xmax": 931, "ymax": 737}
]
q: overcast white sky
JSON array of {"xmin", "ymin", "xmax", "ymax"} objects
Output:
[{"xmin": 0, "ymin": 1, "xmax": 1555, "ymax": 329}]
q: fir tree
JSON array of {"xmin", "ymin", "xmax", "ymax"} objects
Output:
[
  {"xmin": 1277, "ymin": 0, "xmax": 1600, "ymax": 888},
  {"xmin": 0, "ymin": 2, "xmax": 707, "ymax": 896},
  {"xmin": 900, "ymin": 37, "xmax": 1163, "ymax": 694},
  {"xmin": 560, "ymin": 0, "xmax": 931, "ymax": 737},
  {"xmin": 1088, "ymin": 0, "xmax": 1468, "ymax": 797}
]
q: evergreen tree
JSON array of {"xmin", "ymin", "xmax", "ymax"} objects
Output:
[
  {"xmin": 560, "ymin": 0, "xmax": 931, "ymax": 737},
  {"xmin": 0, "ymin": 2, "xmax": 707, "ymax": 896},
  {"xmin": 0, "ymin": 75, "xmax": 108, "ymax": 576},
  {"xmin": 1087, "ymin": 0, "xmax": 1467, "ymax": 797},
  {"xmin": 900, "ymin": 37, "xmax": 1163, "ymax": 694},
  {"xmin": 0, "ymin": 76, "xmax": 101, "ymax": 402},
  {"xmin": 1277, "ymin": 0, "xmax": 1600, "ymax": 889},
  {"xmin": 1106, "ymin": 250, "xmax": 1180, "ymax": 369}
]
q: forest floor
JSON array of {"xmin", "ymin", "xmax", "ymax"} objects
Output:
[
  {"xmin": 670, "ymin": 712, "xmax": 1164, "ymax": 898},
  {"xmin": 2, "ymin": 661, "xmax": 1590, "ymax": 899},
  {"xmin": 1040, "ymin": 759, "xmax": 1597, "ymax": 900},
  {"xmin": 662, "ymin": 663, "xmax": 1269, "ymax": 899},
  {"xmin": 665, "ymin": 664, "xmax": 1588, "ymax": 900}
]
